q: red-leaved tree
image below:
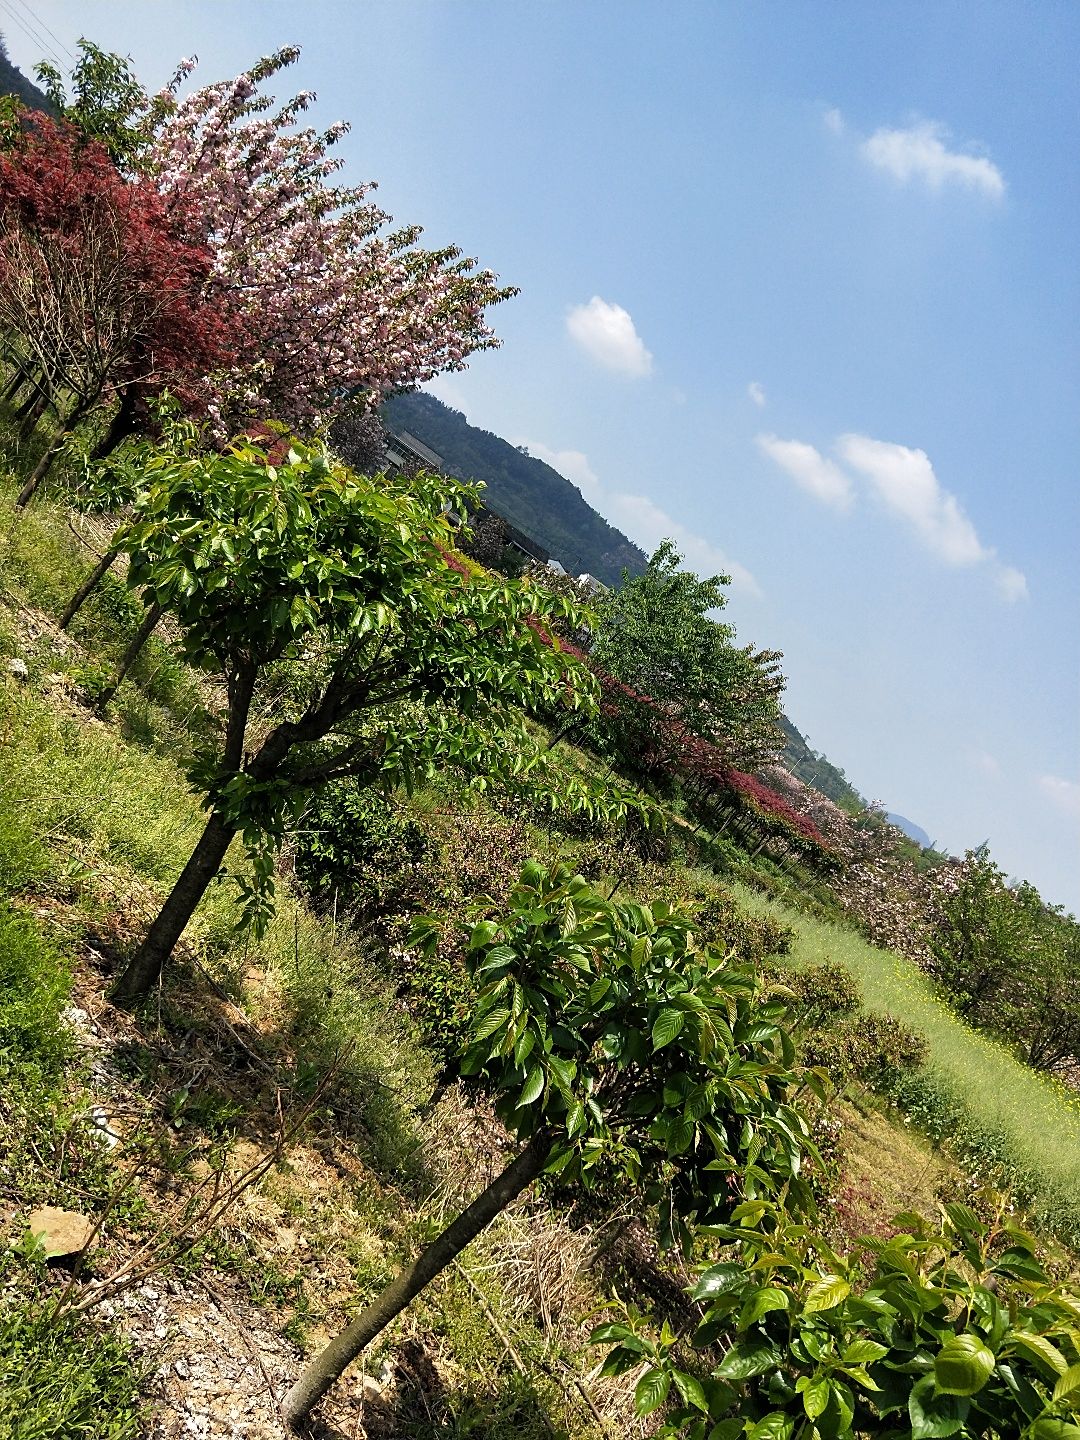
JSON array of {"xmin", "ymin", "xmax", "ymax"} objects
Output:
[{"xmin": 0, "ymin": 114, "xmax": 235, "ymax": 502}]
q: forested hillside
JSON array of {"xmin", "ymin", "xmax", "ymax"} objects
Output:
[
  {"xmin": 0, "ymin": 35, "xmax": 52, "ymax": 114},
  {"xmin": 383, "ymin": 391, "xmax": 648, "ymax": 585}
]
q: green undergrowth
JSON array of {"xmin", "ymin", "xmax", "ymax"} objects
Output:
[
  {"xmin": 0, "ymin": 1302, "xmax": 144, "ymax": 1440},
  {"xmin": 737, "ymin": 883, "xmax": 1080, "ymax": 1248}
]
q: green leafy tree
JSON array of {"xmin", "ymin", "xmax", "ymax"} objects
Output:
[
  {"xmin": 108, "ymin": 437, "xmax": 606, "ymax": 1006},
  {"xmin": 929, "ymin": 853, "xmax": 1029, "ymax": 1020},
  {"xmin": 591, "ymin": 539, "xmax": 785, "ymax": 769},
  {"xmin": 280, "ymin": 860, "xmax": 814, "ymax": 1427},
  {"xmin": 603, "ymin": 1199, "xmax": 1080, "ymax": 1438}
]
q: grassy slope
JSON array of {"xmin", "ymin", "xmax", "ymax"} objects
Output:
[{"xmin": 736, "ymin": 883, "xmax": 1080, "ymax": 1245}]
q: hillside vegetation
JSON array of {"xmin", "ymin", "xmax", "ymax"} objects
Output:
[
  {"xmin": 1, "ymin": 37, "xmax": 1080, "ymax": 1440},
  {"xmin": 383, "ymin": 392, "xmax": 648, "ymax": 586}
]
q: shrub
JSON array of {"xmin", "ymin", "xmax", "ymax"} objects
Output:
[{"xmin": 292, "ymin": 782, "xmax": 429, "ymax": 919}]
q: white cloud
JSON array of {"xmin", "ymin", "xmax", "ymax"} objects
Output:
[
  {"xmin": 515, "ymin": 438, "xmax": 599, "ymax": 492},
  {"xmin": 860, "ymin": 120, "xmax": 1005, "ymax": 199},
  {"xmin": 523, "ymin": 437, "xmax": 761, "ymax": 598},
  {"xmin": 605, "ymin": 490, "xmax": 762, "ymax": 598},
  {"xmin": 566, "ymin": 296, "xmax": 654, "ymax": 377},
  {"xmin": 969, "ymin": 749, "xmax": 1000, "ymax": 777},
  {"xmin": 747, "ymin": 381, "xmax": 767, "ymax": 408},
  {"xmin": 995, "ymin": 564, "xmax": 1029, "ymax": 604},
  {"xmin": 1038, "ymin": 775, "xmax": 1080, "ymax": 821},
  {"xmin": 757, "ymin": 433, "xmax": 854, "ymax": 511},
  {"xmin": 823, "ymin": 107, "xmax": 845, "ymax": 136},
  {"xmin": 837, "ymin": 433, "xmax": 990, "ymax": 566}
]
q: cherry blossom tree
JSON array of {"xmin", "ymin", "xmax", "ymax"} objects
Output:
[{"xmin": 138, "ymin": 47, "xmax": 516, "ymax": 441}]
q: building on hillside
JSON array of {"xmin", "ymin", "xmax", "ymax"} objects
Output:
[
  {"xmin": 576, "ymin": 572, "xmax": 608, "ymax": 595},
  {"xmin": 385, "ymin": 429, "xmax": 443, "ymax": 474}
]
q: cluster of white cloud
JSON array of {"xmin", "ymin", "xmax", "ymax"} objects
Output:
[
  {"xmin": 757, "ymin": 430, "xmax": 1027, "ymax": 601},
  {"xmin": 826, "ymin": 107, "xmax": 1005, "ymax": 200},
  {"xmin": 747, "ymin": 380, "xmax": 767, "ymax": 408},
  {"xmin": 756, "ymin": 434, "xmax": 853, "ymax": 511},
  {"xmin": 1038, "ymin": 774, "xmax": 1080, "ymax": 821},
  {"xmin": 519, "ymin": 436, "xmax": 761, "ymax": 598},
  {"xmin": 565, "ymin": 296, "xmax": 654, "ymax": 377}
]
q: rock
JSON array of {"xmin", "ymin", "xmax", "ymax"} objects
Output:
[
  {"xmin": 23, "ymin": 1206, "xmax": 96, "ymax": 1259},
  {"xmin": 5, "ymin": 658, "xmax": 28, "ymax": 681}
]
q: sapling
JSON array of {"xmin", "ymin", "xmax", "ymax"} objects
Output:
[{"xmin": 281, "ymin": 860, "xmax": 814, "ymax": 1427}]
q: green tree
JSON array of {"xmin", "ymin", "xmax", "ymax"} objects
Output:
[
  {"xmin": 281, "ymin": 860, "xmax": 814, "ymax": 1427},
  {"xmin": 108, "ymin": 436, "xmax": 605, "ymax": 1006},
  {"xmin": 591, "ymin": 540, "xmax": 785, "ymax": 769}
]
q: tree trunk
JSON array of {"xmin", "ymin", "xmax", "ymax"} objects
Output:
[
  {"xmin": 110, "ymin": 809, "xmax": 237, "ymax": 1008},
  {"xmin": 2, "ymin": 361, "xmax": 31, "ymax": 403},
  {"xmin": 281, "ymin": 1131, "xmax": 552, "ymax": 1429},
  {"xmin": 91, "ymin": 385, "xmax": 140, "ymax": 461},
  {"xmin": 59, "ymin": 544, "xmax": 121, "ymax": 630},
  {"xmin": 94, "ymin": 602, "xmax": 164, "ymax": 711},
  {"xmin": 15, "ymin": 396, "xmax": 91, "ymax": 507},
  {"xmin": 16, "ymin": 386, "xmax": 50, "ymax": 441}
]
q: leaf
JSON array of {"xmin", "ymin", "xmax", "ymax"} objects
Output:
[
  {"xmin": 933, "ymin": 1333, "xmax": 995, "ymax": 1397},
  {"xmin": 803, "ymin": 1275, "xmax": 851, "ymax": 1313},
  {"xmin": 652, "ymin": 1007, "xmax": 685, "ymax": 1050},
  {"xmin": 672, "ymin": 1370, "xmax": 709, "ymax": 1413},
  {"xmin": 634, "ymin": 1367, "xmax": 671, "ymax": 1416},
  {"xmin": 1032, "ymin": 1423, "xmax": 1080, "ymax": 1440},
  {"xmin": 739, "ymin": 1285, "xmax": 789, "ymax": 1329},
  {"xmin": 1010, "ymin": 1331, "xmax": 1069, "ymax": 1379},
  {"xmin": 1055, "ymin": 1363, "xmax": 1080, "ymax": 1403},
  {"xmin": 715, "ymin": 1338, "xmax": 782, "ymax": 1381},
  {"xmin": 907, "ymin": 1374, "xmax": 970, "ymax": 1439},
  {"xmin": 692, "ymin": 1263, "xmax": 744, "ymax": 1300},
  {"xmin": 801, "ymin": 1376, "xmax": 830, "ymax": 1420},
  {"xmin": 842, "ymin": 1340, "xmax": 889, "ymax": 1366},
  {"xmin": 472, "ymin": 1007, "xmax": 510, "ymax": 1042},
  {"xmin": 746, "ymin": 1415, "xmax": 794, "ymax": 1440},
  {"xmin": 516, "ymin": 1066, "xmax": 544, "ymax": 1108}
]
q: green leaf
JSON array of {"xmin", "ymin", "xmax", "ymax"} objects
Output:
[
  {"xmin": 746, "ymin": 1415, "xmax": 794, "ymax": 1440},
  {"xmin": 1054, "ymin": 1363, "xmax": 1080, "ymax": 1403},
  {"xmin": 472, "ymin": 1007, "xmax": 510, "ymax": 1042},
  {"xmin": 907, "ymin": 1374, "xmax": 970, "ymax": 1439},
  {"xmin": 1032, "ymin": 1422, "xmax": 1080, "ymax": 1440},
  {"xmin": 1010, "ymin": 1332, "xmax": 1069, "ymax": 1379},
  {"xmin": 803, "ymin": 1275, "xmax": 851, "ymax": 1313},
  {"xmin": 652, "ymin": 1007, "xmax": 685, "ymax": 1050},
  {"xmin": 842, "ymin": 1339, "xmax": 888, "ymax": 1366},
  {"xmin": 634, "ymin": 1367, "xmax": 671, "ymax": 1416},
  {"xmin": 801, "ymin": 1376, "xmax": 830, "ymax": 1420},
  {"xmin": 933, "ymin": 1333, "xmax": 995, "ymax": 1397},
  {"xmin": 715, "ymin": 1338, "xmax": 782, "ymax": 1382},
  {"xmin": 517, "ymin": 1066, "xmax": 544, "ymax": 1108},
  {"xmin": 672, "ymin": 1370, "xmax": 709, "ymax": 1413},
  {"xmin": 739, "ymin": 1285, "xmax": 789, "ymax": 1329}
]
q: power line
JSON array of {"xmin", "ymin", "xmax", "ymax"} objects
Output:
[
  {"xmin": 0, "ymin": 0, "xmax": 66, "ymax": 71},
  {"xmin": 8, "ymin": 0, "xmax": 74, "ymax": 62}
]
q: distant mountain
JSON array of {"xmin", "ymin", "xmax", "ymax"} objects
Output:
[
  {"xmin": 0, "ymin": 36, "xmax": 54, "ymax": 115},
  {"xmin": 887, "ymin": 813, "xmax": 933, "ymax": 850},
  {"xmin": 382, "ymin": 392, "xmax": 647, "ymax": 587}
]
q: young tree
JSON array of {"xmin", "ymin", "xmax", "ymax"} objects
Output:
[
  {"xmin": 591, "ymin": 540, "xmax": 785, "ymax": 770},
  {"xmin": 107, "ymin": 436, "xmax": 616, "ymax": 1006},
  {"xmin": 281, "ymin": 860, "xmax": 813, "ymax": 1427}
]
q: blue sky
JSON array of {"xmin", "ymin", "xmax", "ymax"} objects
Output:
[{"xmin": 6, "ymin": 1, "xmax": 1078, "ymax": 908}]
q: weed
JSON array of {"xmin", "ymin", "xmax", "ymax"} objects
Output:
[{"xmin": 0, "ymin": 1304, "xmax": 144, "ymax": 1440}]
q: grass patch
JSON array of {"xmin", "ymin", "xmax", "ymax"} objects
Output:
[
  {"xmin": 0, "ymin": 1304, "xmax": 144, "ymax": 1440},
  {"xmin": 737, "ymin": 884, "xmax": 1080, "ymax": 1245}
]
